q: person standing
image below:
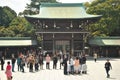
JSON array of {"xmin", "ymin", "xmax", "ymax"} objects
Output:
[
  {"xmin": 105, "ymin": 59, "xmax": 112, "ymax": 78},
  {"xmin": 5, "ymin": 61, "xmax": 12, "ymax": 80},
  {"xmin": 29, "ymin": 55, "xmax": 35, "ymax": 72},
  {"xmin": 59, "ymin": 55, "xmax": 63, "ymax": 69},
  {"xmin": 1, "ymin": 56, "xmax": 5, "ymax": 70},
  {"xmin": 53, "ymin": 55, "xmax": 58, "ymax": 69},
  {"xmin": 74, "ymin": 57, "xmax": 80, "ymax": 74},
  {"xmin": 63, "ymin": 55, "xmax": 68, "ymax": 75},
  {"xmin": 81, "ymin": 54, "xmax": 87, "ymax": 74},
  {"xmin": 34, "ymin": 56, "xmax": 39, "ymax": 71},
  {"xmin": 46, "ymin": 54, "xmax": 51, "ymax": 69},
  {"xmin": 93, "ymin": 52, "xmax": 97, "ymax": 62},
  {"xmin": 69, "ymin": 56, "xmax": 74, "ymax": 74},
  {"xmin": 20, "ymin": 56, "xmax": 25, "ymax": 73},
  {"xmin": 17, "ymin": 56, "xmax": 21, "ymax": 71},
  {"xmin": 11, "ymin": 56, "xmax": 16, "ymax": 72},
  {"xmin": 39, "ymin": 55, "xmax": 44, "ymax": 70}
]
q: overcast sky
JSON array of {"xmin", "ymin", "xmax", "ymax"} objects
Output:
[
  {"xmin": 0, "ymin": 0, "xmax": 91, "ymax": 14},
  {"xmin": 57, "ymin": 0, "xmax": 92, "ymax": 3}
]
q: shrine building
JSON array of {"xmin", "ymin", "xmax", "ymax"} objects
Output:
[{"xmin": 25, "ymin": 3, "xmax": 101, "ymax": 56}]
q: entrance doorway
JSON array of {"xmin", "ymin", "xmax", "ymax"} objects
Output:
[{"xmin": 55, "ymin": 40, "xmax": 70, "ymax": 54}]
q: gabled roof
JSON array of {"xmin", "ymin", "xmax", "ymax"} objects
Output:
[
  {"xmin": 25, "ymin": 3, "xmax": 102, "ymax": 19},
  {"xmin": 89, "ymin": 37, "xmax": 120, "ymax": 46}
]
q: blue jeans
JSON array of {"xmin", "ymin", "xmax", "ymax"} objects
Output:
[
  {"xmin": 70, "ymin": 65, "xmax": 74, "ymax": 74},
  {"xmin": 12, "ymin": 64, "xmax": 15, "ymax": 72}
]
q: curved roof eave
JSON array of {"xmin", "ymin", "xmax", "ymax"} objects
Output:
[{"xmin": 25, "ymin": 14, "xmax": 102, "ymax": 20}]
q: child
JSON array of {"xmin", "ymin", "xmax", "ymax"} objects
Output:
[{"xmin": 5, "ymin": 61, "xmax": 12, "ymax": 80}]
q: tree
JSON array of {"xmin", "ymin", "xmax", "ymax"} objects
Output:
[
  {"xmin": 0, "ymin": 6, "xmax": 17, "ymax": 27},
  {"xmin": 86, "ymin": 0, "xmax": 120, "ymax": 36},
  {"xmin": 9, "ymin": 17, "xmax": 35, "ymax": 37},
  {"xmin": 0, "ymin": 26, "xmax": 15, "ymax": 37},
  {"xmin": 19, "ymin": 0, "xmax": 57, "ymax": 15},
  {"xmin": 0, "ymin": 6, "xmax": 36, "ymax": 37}
]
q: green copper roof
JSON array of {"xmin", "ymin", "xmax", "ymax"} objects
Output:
[
  {"xmin": 89, "ymin": 37, "xmax": 120, "ymax": 46},
  {"xmin": 25, "ymin": 3, "xmax": 102, "ymax": 19}
]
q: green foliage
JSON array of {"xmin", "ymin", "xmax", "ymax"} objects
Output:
[
  {"xmin": 0, "ymin": 26, "xmax": 15, "ymax": 37},
  {"xmin": 20, "ymin": 0, "xmax": 57, "ymax": 15},
  {"xmin": 0, "ymin": 6, "xmax": 35, "ymax": 37},
  {"xmin": 86, "ymin": 0, "xmax": 120, "ymax": 36},
  {"xmin": 0, "ymin": 6, "xmax": 17, "ymax": 27},
  {"xmin": 36, "ymin": 35, "xmax": 42, "ymax": 45},
  {"xmin": 9, "ymin": 17, "xmax": 35, "ymax": 37}
]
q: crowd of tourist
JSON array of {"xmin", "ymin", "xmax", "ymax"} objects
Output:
[
  {"xmin": 0, "ymin": 50, "xmax": 87, "ymax": 75},
  {"xmin": 0, "ymin": 49, "xmax": 113, "ymax": 79}
]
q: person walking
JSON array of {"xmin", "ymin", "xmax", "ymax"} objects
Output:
[
  {"xmin": 5, "ymin": 61, "xmax": 12, "ymax": 80},
  {"xmin": 105, "ymin": 59, "xmax": 112, "ymax": 78},
  {"xmin": 1, "ymin": 56, "xmax": 5, "ymax": 70}
]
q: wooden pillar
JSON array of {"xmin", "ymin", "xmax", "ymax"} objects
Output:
[
  {"xmin": 71, "ymin": 33, "xmax": 74, "ymax": 56},
  {"xmin": 106, "ymin": 49, "xmax": 108, "ymax": 57},
  {"xmin": 119, "ymin": 49, "xmax": 120, "ymax": 57},
  {"xmin": 53, "ymin": 33, "xmax": 55, "ymax": 55},
  {"xmin": 41, "ymin": 33, "xmax": 44, "ymax": 52},
  {"xmin": 83, "ymin": 33, "xmax": 85, "ymax": 51}
]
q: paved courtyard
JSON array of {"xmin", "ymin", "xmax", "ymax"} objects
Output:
[{"xmin": 0, "ymin": 57, "xmax": 120, "ymax": 80}]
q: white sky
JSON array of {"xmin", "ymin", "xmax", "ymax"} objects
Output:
[
  {"xmin": 57, "ymin": 0, "xmax": 92, "ymax": 3},
  {"xmin": 0, "ymin": 0, "xmax": 91, "ymax": 15}
]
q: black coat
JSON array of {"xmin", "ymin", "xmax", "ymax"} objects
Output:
[
  {"xmin": 105, "ymin": 62, "xmax": 112, "ymax": 70},
  {"xmin": 1, "ymin": 58, "xmax": 5, "ymax": 65},
  {"xmin": 53, "ymin": 56, "xmax": 58, "ymax": 64},
  {"xmin": 63, "ymin": 58, "xmax": 68, "ymax": 75},
  {"xmin": 12, "ymin": 58, "xmax": 16, "ymax": 64}
]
